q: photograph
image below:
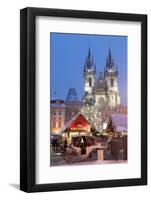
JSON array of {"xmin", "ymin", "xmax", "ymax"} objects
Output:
[
  {"xmin": 20, "ymin": 7, "xmax": 147, "ymax": 192},
  {"xmin": 50, "ymin": 33, "xmax": 128, "ymax": 166}
]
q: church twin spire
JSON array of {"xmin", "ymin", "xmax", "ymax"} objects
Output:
[
  {"xmin": 84, "ymin": 47, "xmax": 117, "ymax": 77},
  {"xmin": 104, "ymin": 48, "xmax": 118, "ymax": 74},
  {"xmin": 84, "ymin": 47, "xmax": 96, "ymax": 71},
  {"xmin": 83, "ymin": 46, "xmax": 120, "ymax": 109}
]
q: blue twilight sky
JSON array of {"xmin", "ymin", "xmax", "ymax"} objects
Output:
[{"xmin": 50, "ymin": 33, "xmax": 127, "ymax": 106}]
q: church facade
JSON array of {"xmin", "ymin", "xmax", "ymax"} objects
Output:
[{"xmin": 83, "ymin": 48, "xmax": 121, "ymax": 110}]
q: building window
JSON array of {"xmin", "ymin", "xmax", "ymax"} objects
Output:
[
  {"xmin": 99, "ymin": 97, "xmax": 105, "ymax": 109},
  {"xmin": 72, "ymin": 111, "xmax": 75, "ymax": 116},
  {"xmin": 88, "ymin": 77, "xmax": 92, "ymax": 87},
  {"xmin": 111, "ymin": 78, "xmax": 114, "ymax": 87},
  {"xmin": 53, "ymin": 110, "xmax": 56, "ymax": 115},
  {"xmin": 58, "ymin": 121, "xmax": 61, "ymax": 128},
  {"xmin": 58, "ymin": 117, "xmax": 62, "ymax": 121},
  {"xmin": 53, "ymin": 117, "xmax": 56, "ymax": 121},
  {"xmin": 53, "ymin": 121, "xmax": 56, "ymax": 128},
  {"xmin": 58, "ymin": 110, "xmax": 62, "ymax": 115}
]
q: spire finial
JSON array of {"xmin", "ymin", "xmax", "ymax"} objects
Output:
[
  {"xmin": 109, "ymin": 48, "xmax": 112, "ymax": 63},
  {"xmin": 88, "ymin": 46, "xmax": 91, "ymax": 58}
]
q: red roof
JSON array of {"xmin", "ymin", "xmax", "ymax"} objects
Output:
[
  {"xmin": 70, "ymin": 114, "xmax": 89, "ymax": 128},
  {"xmin": 63, "ymin": 113, "xmax": 91, "ymax": 131}
]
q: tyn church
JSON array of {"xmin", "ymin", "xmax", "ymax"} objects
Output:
[{"xmin": 83, "ymin": 48, "xmax": 120, "ymax": 110}]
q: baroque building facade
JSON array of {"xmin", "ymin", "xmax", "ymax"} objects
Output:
[
  {"xmin": 50, "ymin": 99, "xmax": 65, "ymax": 134},
  {"xmin": 50, "ymin": 88, "xmax": 82, "ymax": 134}
]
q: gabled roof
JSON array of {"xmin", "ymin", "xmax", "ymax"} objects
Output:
[
  {"xmin": 107, "ymin": 114, "xmax": 127, "ymax": 132},
  {"xmin": 60, "ymin": 111, "xmax": 96, "ymax": 133}
]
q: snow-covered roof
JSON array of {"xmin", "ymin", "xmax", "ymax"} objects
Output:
[{"xmin": 108, "ymin": 114, "xmax": 127, "ymax": 132}]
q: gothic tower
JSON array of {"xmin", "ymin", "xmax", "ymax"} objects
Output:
[
  {"xmin": 83, "ymin": 47, "xmax": 96, "ymax": 95},
  {"xmin": 104, "ymin": 49, "xmax": 120, "ymax": 108},
  {"xmin": 82, "ymin": 47, "xmax": 96, "ymax": 107}
]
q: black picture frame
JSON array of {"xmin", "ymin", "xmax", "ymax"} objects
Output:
[{"xmin": 20, "ymin": 7, "xmax": 147, "ymax": 192}]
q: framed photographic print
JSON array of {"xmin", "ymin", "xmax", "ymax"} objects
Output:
[{"xmin": 20, "ymin": 7, "xmax": 147, "ymax": 192}]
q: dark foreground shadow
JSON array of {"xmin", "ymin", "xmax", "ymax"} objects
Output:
[{"xmin": 9, "ymin": 183, "xmax": 20, "ymax": 190}]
